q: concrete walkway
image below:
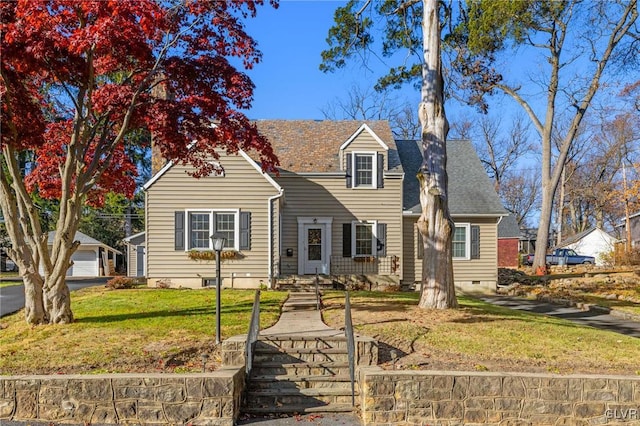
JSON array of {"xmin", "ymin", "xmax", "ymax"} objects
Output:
[
  {"xmin": 260, "ymin": 291, "xmax": 343, "ymax": 337},
  {"xmin": 480, "ymin": 295, "xmax": 640, "ymax": 338}
]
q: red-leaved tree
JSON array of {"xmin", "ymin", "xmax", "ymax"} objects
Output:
[{"xmin": 0, "ymin": 0, "xmax": 278, "ymax": 325}]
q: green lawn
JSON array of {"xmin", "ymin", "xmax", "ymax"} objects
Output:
[
  {"xmin": 2, "ymin": 287, "xmax": 639, "ymax": 376},
  {"xmin": 322, "ymin": 291, "xmax": 640, "ymax": 375},
  {"xmin": 0, "ymin": 285, "xmax": 288, "ymax": 375}
]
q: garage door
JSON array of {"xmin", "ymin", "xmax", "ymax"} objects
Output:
[{"xmin": 69, "ymin": 250, "xmax": 97, "ymax": 277}]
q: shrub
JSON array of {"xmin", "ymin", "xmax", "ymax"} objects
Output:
[{"xmin": 106, "ymin": 276, "xmax": 138, "ymax": 290}]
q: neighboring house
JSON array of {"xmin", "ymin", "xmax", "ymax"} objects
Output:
[
  {"xmin": 123, "ymin": 231, "xmax": 146, "ymax": 277},
  {"xmin": 142, "ymin": 120, "xmax": 507, "ymax": 293},
  {"xmin": 616, "ymin": 211, "xmax": 640, "ymax": 249},
  {"xmin": 497, "ymin": 215, "xmax": 521, "ymax": 268},
  {"xmin": 41, "ymin": 231, "xmax": 121, "ymax": 277},
  {"xmin": 556, "ymin": 227, "xmax": 618, "ymax": 266},
  {"xmin": 520, "ymin": 228, "xmax": 558, "ymax": 254}
]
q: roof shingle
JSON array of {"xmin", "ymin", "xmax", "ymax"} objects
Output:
[
  {"xmin": 255, "ymin": 120, "xmax": 401, "ymax": 173},
  {"xmin": 396, "ymin": 139, "xmax": 507, "ymax": 216}
]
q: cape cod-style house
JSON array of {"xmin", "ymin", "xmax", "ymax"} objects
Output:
[{"xmin": 138, "ymin": 120, "xmax": 507, "ymax": 293}]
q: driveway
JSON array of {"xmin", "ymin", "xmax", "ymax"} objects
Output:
[
  {"xmin": 480, "ymin": 295, "xmax": 640, "ymax": 338},
  {"xmin": 0, "ymin": 277, "xmax": 109, "ymax": 317}
]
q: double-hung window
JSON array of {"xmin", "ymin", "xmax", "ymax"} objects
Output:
[
  {"xmin": 187, "ymin": 210, "xmax": 238, "ymax": 251},
  {"xmin": 215, "ymin": 213, "xmax": 235, "ymax": 249},
  {"xmin": 452, "ymin": 224, "xmax": 470, "ymax": 260},
  {"xmin": 345, "ymin": 151, "xmax": 384, "ymax": 189},
  {"xmin": 354, "ymin": 153, "xmax": 374, "ymax": 187},
  {"xmin": 351, "ymin": 221, "xmax": 377, "ymax": 257},
  {"xmin": 189, "ymin": 213, "xmax": 211, "ymax": 249}
]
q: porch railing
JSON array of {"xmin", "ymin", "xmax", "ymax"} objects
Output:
[
  {"xmin": 330, "ymin": 255, "xmax": 400, "ymax": 276},
  {"xmin": 245, "ymin": 290, "xmax": 261, "ymax": 375}
]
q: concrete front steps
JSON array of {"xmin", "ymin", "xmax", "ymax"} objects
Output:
[
  {"xmin": 275, "ymin": 275, "xmax": 338, "ymax": 292},
  {"xmin": 242, "ymin": 335, "xmax": 357, "ymax": 415}
]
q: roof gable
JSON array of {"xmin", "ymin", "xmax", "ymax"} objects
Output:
[
  {"xmin": 339, "ymin": 123, "xmax": 389, "ymax": 151},
  {"xmin": 397, "ymin": 139, "xmax": 507, "ymax": 217},
  {"xmin": 557, "ymin": 227, "xmax": 617, "ymax": 248},
  {"xmin": 143, "ymin": 149, "xmax": 281, "ymax": 192},
  {"xmin": 47, "ymin": 231, "xmax": 121, "ymax": 253}
]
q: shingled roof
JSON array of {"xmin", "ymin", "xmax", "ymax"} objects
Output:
[
  {"xmin": 396, "ymin": 139, "xmax": 507, "ymax": 217},
  {"xmin": 255, "ymin": 120, "xmax": 402, "ymax": 173}
]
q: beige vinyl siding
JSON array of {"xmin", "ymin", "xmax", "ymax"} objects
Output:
[
  {"xmin": 145, "ymin": 153, "xmax": 279, "ymax": 288},
  {"xmin": 402, "ymin": 216, "xmax": 499, "ymax": 289},
  {"xmin": 452, "ymin": 217, "xmax": 498, "ymax": 286},
  {"xmin": 276, "ymin": 174, "xmax": 403, "ymax": 278},
  {"xmin": 341, "ymin": 131, "xmax": 387, "ymax": 170}
]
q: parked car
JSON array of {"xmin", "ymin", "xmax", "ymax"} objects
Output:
[{"xmin": 524, "ymin": 248, "xmax": 595, "ymax": 266}]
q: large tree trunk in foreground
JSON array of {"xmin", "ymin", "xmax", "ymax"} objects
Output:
[
  {"xmin": 417, "ymin": 0, "xmax": 457, "ymax": 309},
  {"xmin": 1, "ymin": 147, "xmax": 76, "ymax": 324}
]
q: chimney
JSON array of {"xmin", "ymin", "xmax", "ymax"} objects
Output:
[{"xmin": 150, "ymin": 74, "xmax": 173, "ymax": 175}]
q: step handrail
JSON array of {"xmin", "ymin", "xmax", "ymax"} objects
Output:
[
  {"xmin": 344, "ymin": 291, "xmax": 356, "ymax": 406},
  {"xmin": 315, "ymin": 269, "xmax": 320, "ymax": 310},
  {"xmin": 245, "ymin": 289, "xmax": 261, "ymax": 375}
]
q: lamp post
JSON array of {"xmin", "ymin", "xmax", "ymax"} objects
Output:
[{"xmin": 211, "ymin": 233, "xmax": 226, "ymax": 345}]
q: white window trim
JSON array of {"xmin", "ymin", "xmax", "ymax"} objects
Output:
[
  {"xmin": 185, "ymin": 209, "xmax": 240, "ymax": 251},
  {"xmin": 351, "ymin": 220, "xmax": 378, "ymax": 257},
  {"xmin": 351, "ymin": 151, "xmax": 377, "ymax": 189},
  {"xmin": 453, "ymin": 223, "xmax": 471, "ymax": 260}
]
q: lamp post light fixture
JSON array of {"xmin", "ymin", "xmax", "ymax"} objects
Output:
[{"xmin": 210, "ymin": 233, "xmax": 226, "ymax": 345}]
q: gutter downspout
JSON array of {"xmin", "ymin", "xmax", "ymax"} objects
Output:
[{"xmin": 268, "ymin": 190, "xmax": 284, "ymax": 289}]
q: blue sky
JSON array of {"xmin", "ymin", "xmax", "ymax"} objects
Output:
[{"xmin": 244, "ymin": 1, "xmax": 420, "ymax": 120}]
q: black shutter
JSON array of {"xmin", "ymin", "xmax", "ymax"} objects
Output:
[
  {"xmin": 346, "ymin": 153, "xmax": 352, "ymax": 188},
  {"xmin": 240, "ymin": 212, "xmax": 251, "ymax": 250},
  {"xmin": 471, "ymin": 225, "xmax": 480, "ymax": 259},
  {"xmin": 377, "ymin": 153, "xmax": 384, "ymax": 188},
  {"xmin": 416, "ymin": 225, "xmax": 424, "ymax": 259},
  {"xmin": 342, "ymin": 223, "xmax": 352, "ymax": 257},
  {"xmin": 376, "ymin": 222, "xmax": 387, "ymax": 257},
  {"xmin": 175, "ymin": 211, "xmax": 185, "ymax": 250}
]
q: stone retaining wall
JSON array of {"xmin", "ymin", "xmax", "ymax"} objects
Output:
[
  {"xmin": 359, "ymin": 367, "xmax": 640, "ymax": 425},
  {"xmin": 0, "ymin": 368, "xmax": 244, "ymax": 426}
]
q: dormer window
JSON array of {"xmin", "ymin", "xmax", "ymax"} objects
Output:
[
  {"xmin": 354, "ymin": 153, "xmax": 374, "ymax": 187},
  {"xmin": 346, "ymin": 152, "xmax": 384, "ymax": 189}
]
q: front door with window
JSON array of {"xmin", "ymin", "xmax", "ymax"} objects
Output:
[
  {"xmin": 303, "ymin": 225, "xmax": 324, "ymax": 274},
  {"xmin": 297, "ymin": 217, "xmax": 333, "ymax": 275}
]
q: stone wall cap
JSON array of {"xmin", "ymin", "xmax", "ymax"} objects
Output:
[
  {"xmin": 359, "ymin": 369, "xmax": 640, "ymax": 381},
  {"xmin": 0, "ymin": 368, "xmax": 244, "ymax": 381}
]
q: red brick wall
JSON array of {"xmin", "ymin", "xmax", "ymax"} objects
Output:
[{"xmin": 498, "ymin": 238, "xmax": 520, "ymax": 267}]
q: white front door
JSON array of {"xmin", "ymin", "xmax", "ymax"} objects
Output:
[
  {"xmin": 303, "ymin": 225, "xmax": 324, "ymax": 275},
  {"xmin": 297, "ymin": 217, "xmax": 333, "ymax": 275}
]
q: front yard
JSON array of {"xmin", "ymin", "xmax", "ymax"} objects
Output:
[
  {"xmin": 1, "ymin": 282, "xmax": 638, "ymax": 376},
  {"xmin": 0, "ymin": 285, "xmax": 288, "ymax": 375},
  {"xmin": 322, "ymin": 291, "xmax": 640, "ymax": 376}
]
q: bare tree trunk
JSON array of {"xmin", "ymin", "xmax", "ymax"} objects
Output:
[
  {"xmin": 556, "ymin": 166, "xmax": 565, "ymax": 246},
  {"xmin": 417, "ymin": 0, "xmax": 457, "ymax": 309},
  {"xmin": 534, "ymin": 181, "xmax": 554, "ymax": 275},
  {"xmin": 44, "ymin": 275, "xmax": 74, "ymax": 323},
  {"xmin": 23, "ymin": 272, "xmax": 47, "ymax": 324}
]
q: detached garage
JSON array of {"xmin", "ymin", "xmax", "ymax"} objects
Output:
[{"xmin": 45, "ymin": 231, "xmax": 121, "ymax": 277}]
